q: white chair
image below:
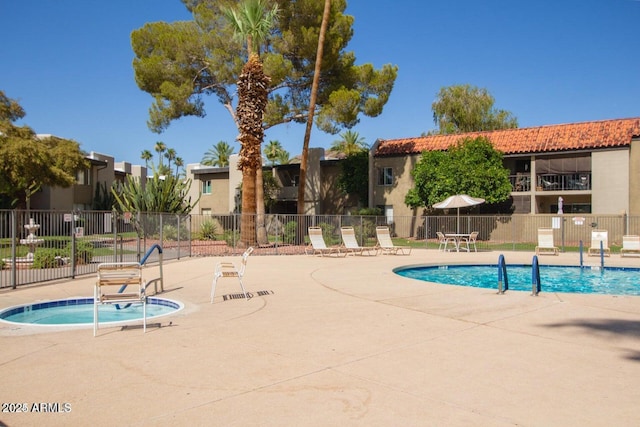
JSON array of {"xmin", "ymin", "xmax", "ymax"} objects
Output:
[
  {"xmin": 588, "ymin": 230, "xmax": 611, "ymax": 257},
  {"xmin": 459, "ymin": 231, "xmax": 479, "ymax": 252},
  {"xmin": 305, "ymin": 227, "xmax": 343, "ymax": 257},
  {"xmin": 94, "ymin": 262, "xmax": 147, "ymax": 336},
  {"xmin": 375, "ymin": 226, "xmax": 411, "ymax": 255},
  {"xmin": 211, "ymin": 247, "xmax": 253, "ymax": 303},
  {"xmin": 340, "ymin": 226, "xmax": 378, "ymax": 256},
  {"xmin": 436, "ymin": 232, "xmax": 455, "ymax": 252},
  {"xmin": 620, "ymin": 235, "xmax": 640, "ymax": 257},
  {"xmin": 535, "ymin": 228, "xmax": 559, "ymax": 255}
]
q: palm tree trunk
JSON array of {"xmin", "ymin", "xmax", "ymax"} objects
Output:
[{"xmin": 298, "ymin": 0, "xmax": 331, "ymax": 215}]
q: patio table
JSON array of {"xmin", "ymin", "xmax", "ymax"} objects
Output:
[{"xmin": 444, "ymin": 233, "xmax": 472, "ymax": 252}]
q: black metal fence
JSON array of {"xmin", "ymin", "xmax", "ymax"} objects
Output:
[{"xmin": 2, "ymin": 209, "xmax": 639, "ymax": 288}]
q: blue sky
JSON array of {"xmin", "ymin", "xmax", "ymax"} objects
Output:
[{"xmin": 2, "ymin": 0, "xmax": 639, "ymax": 167}]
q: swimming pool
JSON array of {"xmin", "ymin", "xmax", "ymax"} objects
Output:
[
  {"xmin": 0, "ymin": 297, "xmax": 183, "ymax": 326},
  {"xmin": 394, "ymin": 264, "xmax": 640, "ymax": 296}
]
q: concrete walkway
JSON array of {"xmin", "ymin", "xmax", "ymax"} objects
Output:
[{"xmin": 1, "ymin": 249, "xmax": 639, "ymax": 426}]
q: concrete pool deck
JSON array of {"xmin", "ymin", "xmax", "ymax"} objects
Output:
[{"xmin": 1, "ymin": 249, "xmax": 639, "ymax": 426}]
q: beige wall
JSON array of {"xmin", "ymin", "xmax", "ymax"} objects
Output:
[
  {"xmin": 371, "ymin": 155, "xmax": 418, "ymax": 218},
  {"xmin": 591, "ymin": 149, "xmax": 629, "ymax": 214},
  {"xmin": 198, "ymin": 174, "xmax": 230, "ymax": 214},
  {"xmin": 629, "ymin": 139, "xmax": 640, "ymax": 215}
]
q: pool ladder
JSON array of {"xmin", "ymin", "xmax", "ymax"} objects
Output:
[{"xmin": 497, "ymin": 254, "xmax": 541, "ymax": 296}]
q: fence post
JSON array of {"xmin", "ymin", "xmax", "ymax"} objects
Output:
[
  {"xmin": 71, "ymin": 211, "xmax": 76, "ymax": 279},
  {"xmin": 10, "ymin": 210, "xmax": 17, "ymax": 289}
]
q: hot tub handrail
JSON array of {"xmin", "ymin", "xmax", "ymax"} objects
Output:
[{"xmin": 116, "ymin": 244, "xmax": 164, "ymax": 309}]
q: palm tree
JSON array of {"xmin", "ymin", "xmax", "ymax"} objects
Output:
[
  {"xmin": 202, "ymin": 141, "xmax": 234, "ymax": 167},
  {"xmin": 298, "ymin": 0, "xmax": 331, "ymax": 215},
  {"xmin": 330, "ymin": 130, "xmax": 368, "ymax": 155},
  {"xmin": 224, "ymin": 0, "xmax": 278, "ymax": 246},
  {"xmin": 275, "ymin": 149, "xmax": 290, "ymax": 165},
  {"xmin": 165, "ymin": 148, "xmax": 177, "ymax": 172},
  {"xmin": 140, "ymin": 149, "xmax": 153, "ymax": 169},
  {"xmin": 154, "ymin": 141, "xmax": 166, "ymax": 169},
  {"xmin": 174, "ymin": 156, "xmax": 184, "ymax": 177},
  {"xmin": 264, "ymin": 140, "xmax": 284, "ymax": 166}
]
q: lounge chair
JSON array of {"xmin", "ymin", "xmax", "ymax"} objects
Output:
[
  {"xmin": 620, "ymin": 235, "xmax": 640, "ymax": 257},
  {"xmin": 94, "ymin": 262, "xmax": 147, "ymax": 336},
  {"xmin": 535, "ymin": 228, "xmax": 559, "ymax": 255},
  {"xmin": 458, "ymin": 231, "xmax": 479, "ymax": 252},
  {"xmin": 211, "ymin": 246, "xmax": 253, "ymax": 303},
  {"xmin": 305, "ymin": 227, "xmax": 343, "ymax": 257},
  {"xmin": 340, "ymin": 226, "xmax": 378, "ymax": 256},
  {"xmin": 588, "ymin": 229, "xmax": 611, "ymax": 257},
  {"xmin": 375, "ymin": 226, "xmax": 411, "ymax": 255},
  {"xmin": 436, "ymin": 231, "xmax": 456, "ymax": 252}
]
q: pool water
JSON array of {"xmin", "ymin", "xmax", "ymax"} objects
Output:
[
  {"xmin": 0, "ymin": 297, "xmax": 183, "ymax": 325},
  {"xmin": 395, "ymin": 265, "xmax": 640, "ymax": 296}
]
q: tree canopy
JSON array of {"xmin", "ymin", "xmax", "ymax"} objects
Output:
[
  {"xmin": 404, "ymin": 137, "xmax": 512, "ymax": 209},
  {"xmin": 202, "ymin": 141, "xmax": 234, "ymax": 167},
  {"xmin": 0, "ymin": 91, "xmax": 88, "ymax": 209},
  {"xmin": 431, "ymin": 84, "xmax": 518, "ymax": 134},
  {"xmin": 330, "ymin": 129, "xmax": 368, "ymax": 155},
  {"xmin": 131, "ymin": 0, "xmax": 398, "ymax": 136}
]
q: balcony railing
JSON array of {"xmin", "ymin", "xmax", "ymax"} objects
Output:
[{"xmin": 510, "ymin": 173, "xmax": 591, "ymax": 192}]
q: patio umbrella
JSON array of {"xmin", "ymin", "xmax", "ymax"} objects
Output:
[{"xmin": 432, "ymin": 194, "xmax": 485, "ymax": 233}]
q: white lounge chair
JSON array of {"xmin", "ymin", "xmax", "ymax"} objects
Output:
[
  {"xmin": 211, "ymin": 247, "xmax": 253, "ymax": 303},
  {"xmin": 436, "ymin": 231, "xmax": 455, "ymax": 252},
  {"xmin": 340, "ymin": 226, "xmax": 378, "ymax": 256},
  {"xmin": 94, "ymin": 262, "xmax": 147, "ymax": 336},
  {"xmin": 620, "ymin": 235, "xmax": 640, "ymax": 257},
  {"xmin": 305, "ymin": 227, "xmax": 343, "ymax": 257},
  {"xmin": 375, "ymin": 226, "xmax": 411, "ymax": 255},
  {"xmin": 588, "ymin": 229, "xmax": 611, "ymax": 257},
  {"xmin": 535, "ymin": 228, "xmax": 559, "ymax": 255}
]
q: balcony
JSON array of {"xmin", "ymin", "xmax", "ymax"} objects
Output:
[{"xmin": 510, "ymin": 173, "xmax": 591, "ymax": 192}]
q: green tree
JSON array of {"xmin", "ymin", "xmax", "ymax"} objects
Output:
[
  {"xmin": 131, "ymin": 0, "xmax": 398, "ymax": 218},
  {"xmin": 154, "ymin": 141, "xmax": 167, "ymax": 168},
  {"xmin": 0, "ymin": 91, "xmax": 88, "ymax": 209},
  {"xmin": 337, "ymin": 150, "xmax": 368, "ymax": 206},
  {"xmin": 202, "ymin": 141, "xmax": 234, "ymax": 167},
  {"xmin": 405, "ymin": 137, "xmax": 512, "ymax": 209},
  {"xmin": 112, "ymin": 173, "xmax": 199, "ymax": 214},
  {"xmin": 330, "ymin": 129, "xmax": 368, "ymax": 155},
  {"xmin": 264, "ymin": 140, "xmax": 284, "ymax": 166},
  {"xmin": 275, "ymin": 149, "xmax": 290, "ymax": 165},
  {"xmin": 140, "ymin": 149, "xmax": 153, "ymax": 168},
  {"xmin": 174, "ymin": 157, "xmax": 184, "ymax": 177},
  {"xmin": 224, "ymin": 0, "xmax": 277, "ymax": 246},
  {"xmin": 165, "ymin": 147, "xmax": 177, "ymax": 172},
  {"xmin": 431, "ymin": 84, "xmax": 518, "ymax": 134}
]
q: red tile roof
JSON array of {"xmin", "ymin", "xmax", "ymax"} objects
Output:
[{"xmin": 374, "ymin": 117, "xmax": 640, "ymax": 157}]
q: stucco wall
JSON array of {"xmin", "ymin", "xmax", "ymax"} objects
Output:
[
  {"xmin": 591, "ymin": 149, "xmax": 629, "ymax": 214},
  {"xmin": 629, "ymin": 139, "xmax": 640, "ymax": 215}
]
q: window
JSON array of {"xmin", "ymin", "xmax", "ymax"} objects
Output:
[
  {"xmin": 202, "ymin": 180, "xmax": 212, "ymax": 195},
  {"xmin": 377, "ymin": 167, "xmax": 393, "ymax": 186},
  {"xmin": 201, "ymin": 208, "xmax": 211, "ymax": 215},
  {"xmin": 76, "ymin": 168, "xmax": 91, "ymax": 185}
]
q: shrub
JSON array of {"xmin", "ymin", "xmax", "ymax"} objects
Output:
[
  {"xmin": 283, "ymin": 221, "xmax": 297, "ymax": 244},
  {"xmin": 32, "ymin": 248, "xmax": 63, "ymax": 268},
  {"xmin": 162, "ymin": 224, "xmax": 190, "ymax": 241},
  {"xmin": 67, "ymin": 241, "xmax": 94, "ymax": 264},
  {"xmin": 223, "ymin": 229, "xmax": 240, "ymax": 247},
  {"xmin": 197, "ymin": 219, "xmax": 219, "ymax": 240}
]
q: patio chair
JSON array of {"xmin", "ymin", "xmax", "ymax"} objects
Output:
[
  {"xmin": 620, "ymin": 235, "xmax": 640, "ymax": 257},
  {"xmin": 436, "ymin": 231, "xmax": 456, "ymax": 252},
  {"xmin": 458, "ymin": 231, "xmax": 479, "ymax": 252},
  {"xmin": 340, "ymin": 226, "xmax": 378, "ymax": 256},
  {"xmin": 305, "ymin": 227, "xmax": 344, "ymax": 257},
  {"xmin": 94, "ymin": 262, "xmax": 147, "ymax": 336},
  {"xmin": 535, "ymin": 228, "xmax": 559, "ymax": 255},
  {"xmin": 588, "ymin": 230, "xmax": 611, "ymax": 257},
  {"xmin": 375, "ymin": 226, "xmax": 411, "ymax": 255},
  {"xmin": 211, "ymin": 246, "xmax": 253, "ymax": 303}
]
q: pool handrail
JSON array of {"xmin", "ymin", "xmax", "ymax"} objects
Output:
[
  {"xmin": 497, "ymin": 254, "xmax": 509, "ymax": 294},
  {"xmin": 531, "ymin": 255, "xmax": 541, "ymax": 296}
]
